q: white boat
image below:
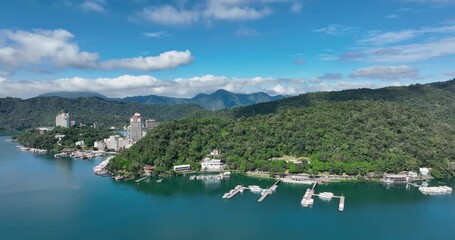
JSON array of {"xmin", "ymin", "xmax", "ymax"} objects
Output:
[
  {"xmin": 156, "ymin": 179, "xmax": 163, "ymax": 183},
  {"xmin": 419, "ymin": 186, "xmax": 452, "ymax": 195},
  {"xmin": 189, "ymin": 175, "xmax": 196, "ymax": 180},
  {"xmin": 249, "ymin": 185, "xmax": 263, "ymax": 193},
  {"xmin": 318, "ymin": 192, "xmax": 334, "ymax": 199}
]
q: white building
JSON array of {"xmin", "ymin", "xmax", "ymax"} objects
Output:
[
  {"xmin": 94, "ymin": 141, "xmax": 106, "ymax": 151},
  {"xmin": 419, "ymin": 168, "xmax": 429, "ymax": 176},
  {"xmin": 173, "ymin": 164, "xmax": 191, "ymax": 172},
  {"xmin": 210, "ymin": 149, "xmax": 221, "ymax": 156},
  {"xmin": 103, "ymin": 135, "xmax": 133, "ymax": 151},
  {"xmin": 145, "ymin": 119, "xmax": 158, "ymax": 129},
  {"xmin": 75, "ymin": 140, "xmax": 85, "ymax": 147},
  {"xmin": 56, "ymin": 111, "xmax": 70, "ymax": 128},
  {"xmin": 130, "ymin": 113, "xmax": 143, "ymax": 142},
  {"xmin": 201, "ymin": 158, "xmax": 225, "ymax": 171}
]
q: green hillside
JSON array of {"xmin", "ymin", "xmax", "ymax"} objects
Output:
[
  {"xmin": 0, "ymin": 96, "xmax": 205, "ymax": 130},
  {"xmin": 108, "ymin": 79, "xmax": 455, "ymax": 178}
]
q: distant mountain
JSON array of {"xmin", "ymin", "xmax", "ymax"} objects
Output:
[
  {"xmin": 122, "ymin": 89, "xmax": 284, "ymax": 110},
  {"xmin": 36, "ymin": 90, "xmax": 284, "ymax": 110},
  {"xmin": 38, "ymin": 91, "xmax": 108, "ymax": 99}
]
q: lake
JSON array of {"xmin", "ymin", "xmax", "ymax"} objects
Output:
[{"xmin": 0, "ymin": 133, "xmax": 454, "ymax": 240}]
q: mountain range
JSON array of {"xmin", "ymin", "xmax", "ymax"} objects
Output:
[{"xmin": 38, "ymin": 89, "xmax": 284, "ymax": 110}]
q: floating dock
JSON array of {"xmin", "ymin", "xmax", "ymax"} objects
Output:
[
  {"xmin": 135, "ymin": 176, "xmax": 147, "ymax": 183},
  {"xmin": 223, "ymin": 185, "xmax": 244, "ymax": 199},
  {"xmin": 258, "ymin": 179, "xmax": 281, "ymax": 202},
  {"xmin": 301, "ymin": 182, "xmax": 345, "ymax": 212}
]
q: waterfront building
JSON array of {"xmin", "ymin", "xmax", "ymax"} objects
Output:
[
  {"xmin": 383, "ymin": 174, "xmax": 408, "ymax": 183},
  {"xmin": 56, "ymin": 111, "xmax": 70, "ymax": 128},
  {"xmin": 94, "ymin": 141, "xmax": 106, "ymax": 151},
  {"xmin": 173, "ymin": 164, "xmax": 191, "ymax": 172},
  {"xmin": 75, "ymin": 140, "xmax": 85, "ymax": 147},
  {"xmin": 103, "ymin": 135, "xmax": 133, "ymax": 151},
  {"xmin": 419, "ymin": 168, "xmax": 429, "ymax": 176},
  {"xmin": 201, "ymin": 158, "xmax": 225, "ymax": 171},
  {"xmin": 130, "ymin": 113, "xmax": 143, "ymax": 142},
  {"xmin": 145, "ymin": 119, "xmax": 158, "ymax": 129}
]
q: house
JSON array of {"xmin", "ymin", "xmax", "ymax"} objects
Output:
[
  {"xmin": 201, "ymin": 158, "xmax": 225, "ymax": 172},
  {"xmin": 419, "ymin": 168, "xmax": 429, "ymax": 176},
  {"xmin": 210, "ymin": 149, "xmax": 220, "ymax": 156},
  {"xmin": 383, "ymin": 174, "xmax": 408, "ymax": 183},
  {"xmin": 173, "ymin": 164, "xmax": 191, "ymax": 172},
  {"xmin": 144, "ymin": 165, "xmax": 154, "ymax": 176}
]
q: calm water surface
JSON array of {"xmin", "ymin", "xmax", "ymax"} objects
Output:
[{"xmin": 0, "ymin": 133, "xmax": 454, "ymax": 240}]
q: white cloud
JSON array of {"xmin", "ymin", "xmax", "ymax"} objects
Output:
[
  {"xmin": 294, "ymin": 59, "xmax": 305, "ymax": 64},
  {"xmin": 81, "ymin": 0, "xmax": 106, "ymax": 13},
  {"xmin": 359, "ymin": 24, "xmax": 455, "ymax": 45},
  {"xmin": 0, "ymin": 29, "xmax": 98, "ymax": 68},
  {"xmin": 204, "ymin": 1, "xmax": 271, "ymax": 21},
  {"xmin": 138, "ymin": 6, "xmax": 200, "ymax": 26},
  {"xmin": 134, "ymin": 0, "xmax": 296, "ymax": 26},
  {"xmin": 314, "ymin": 24, "xmax": 356, "ymax": 36},
  {"xmin": 367, "ymin": 37, "xmax": 455, "ymax": 62},
  {"xmin": 386, "ymin": 14, "xmax": 398, "ymax": 19},
  {"xmin": 0, "ymin": 29, "xmax": 193, "ymax": 72},
  {"xmin": 143, "ymin": 31, "xmax": 170, "ymax": 38},
  {"xmin": 350, "ymin": 65, "xmax": 420, "ymax": 80},
  {"xmin": 99, "ymin": 50, "xmax": 194, "ymax": 71},
  {"xmin": 403, "ymin": 0, "xmax": 455, "ymax": 4}
]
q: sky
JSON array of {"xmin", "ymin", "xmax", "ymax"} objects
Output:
[{"xmin": 1, "ymin": 0, "xmax": 455, "ymax": 98}]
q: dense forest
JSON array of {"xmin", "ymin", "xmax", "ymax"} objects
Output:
[
  {"xmin": 109, "ymin": 79, "xmax": 455, "ymax": 178},
  {"xmin": 0, "ymin": 96, "xmax": 205, "ymax": 130}
]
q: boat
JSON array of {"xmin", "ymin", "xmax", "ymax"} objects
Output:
[
  {"xmin": 249, "ymin": 185, "xmax": 263, "ymax": 193},
  {"xmin": 189, "ymin": 175, "xmax": 196, "ymax": 180},
  {"xmin": 419, "ymin": 186, "xmax": 452, "ymax": 195},
  {"xmin": 156, "ymin": 179, "xmax": 163, "ymax": 183},
  {"xmin": 318, "ymin": 192, "xmax": 334, "ymax": 200}
]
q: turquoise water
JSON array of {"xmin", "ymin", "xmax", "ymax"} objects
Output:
[{"xmin": 1, "ymin": 133, "xmax": 454, "ymax": 240}]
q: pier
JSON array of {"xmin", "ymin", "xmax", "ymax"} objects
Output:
[
  {"xmin": 301, "ymin": 182, "xmax": 345, "ymax": 211},
  {"xmin": 258, "ymin": 179, "xmax": 281, "ymax": 202},
  {"xmin": 223, "ymin": 185, "xmax": 244, "ymax": 199},
  {"xmin": 135, "ymin": 176, "xmax": 147, "ymax": 183}
]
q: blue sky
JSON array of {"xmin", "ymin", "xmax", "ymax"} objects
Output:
[{"xmin": 1, "ymin": 0, "xmax": 455, "ymax": 98}]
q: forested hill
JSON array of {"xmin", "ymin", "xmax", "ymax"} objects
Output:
[
  {"xmin": 0, "ymin": 97, "xmax": 205, "ymax": 130},
  {"xmin": 109, "ymin": 79, "xmax": 455, "ymax": 178}
]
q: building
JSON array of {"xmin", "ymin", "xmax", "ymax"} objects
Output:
[
  {"xmin": 145, "ymin": 119, "xmax": 158, "ymax": 129},
  {"xmin": 210, "ymin": 149, "xmax": 221, "ymax": 156},
  {"xmin": 201, "ymin": 158, "xmax": 225, "ymax": 172},
  {"xmin": 173, "ymin": 164, "xmax": 191, "ymax": 172},
  {"xmin": 37, "ymin": 127, "xmax": 53, "ymax": 135},
  {"xmin": 130, "ymin": 113, "xmax": 143, "ymax": 142},
  {"xmin": 75, "ymin": 140, "xmax": 85, "ymax": 147},
  {"xmin": 103, "ymin": 135, "xmax": 133, "ymax": 151},
  {"xmin": 383, "ymin": 174, "xmax": 408, "ymax": 183},
  {"xmin": 419, "ymin": 168, "xmax": 429, "ymax": 176},
  {"xmin": 94, "ymin": 141, "xmax": 106, "ymax": 151},
  {"xmin": 56, "ymin": 111, "xmax": 70, "ymax": 128}
]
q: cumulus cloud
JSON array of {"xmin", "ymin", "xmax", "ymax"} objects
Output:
[
  {"xmin": 0, "ymin": 29, "xmax": 193, "ymax": 72},
  {"xmin": 137, "ymin": 6, "xmax": 200, "ymax": 26},
  {"xmin": 0, "ymin": 74, "xmax": 401, "ymax": 99},
  {"xmin": 134, "ymin": 0, "xmax": 296, "ymax": 26},
  {"xmin": 99, "ymin": 50, "xmax": 194, "ymax": 71},
  {"xmin": 350, "ymin": 65, "xmax": 420, "ymax": 80}
]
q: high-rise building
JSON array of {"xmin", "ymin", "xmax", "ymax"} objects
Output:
[
  {"xmin": 56, "ymin": 111, "xmax": 70, "ymax": 128},
  {"xmin": 130, "ymin": 113, "xmax": 143, "ymax": 142},
  {"xmin": 145, "ymin": 119, "xmax": 158, "ymax": 129}
]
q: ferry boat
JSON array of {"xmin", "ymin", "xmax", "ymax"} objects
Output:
[
  {"xmin": 249, "ymin": 185, "xmax": 263, "ymax": 193},
  {"xmin": 419, "ymin": 186, "xmax": 452, "ymax": 195},
  {"xmin": 318, "ymin": 192, "xmax": 334, "ymax": 200}
]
